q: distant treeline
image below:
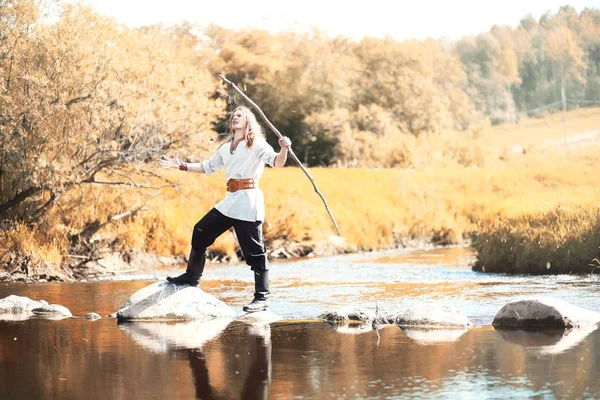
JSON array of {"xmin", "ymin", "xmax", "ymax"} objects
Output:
[{"xmin": 189, "ymin": 5, "xmax": 600, "ymax": 167}]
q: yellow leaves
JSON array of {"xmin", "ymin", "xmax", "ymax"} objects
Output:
[{"xmin": 544, "ymin": 25, "xmax": 586, "ymax": 82}]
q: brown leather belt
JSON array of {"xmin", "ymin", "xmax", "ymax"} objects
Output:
[{"xmin": 227, "ymin": 178, "xmax": 256, "ymax": 193}]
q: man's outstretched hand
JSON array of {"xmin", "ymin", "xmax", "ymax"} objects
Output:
[{"xmin": 160, "ymin": 152, "xmax": 181, "ymax": 169}]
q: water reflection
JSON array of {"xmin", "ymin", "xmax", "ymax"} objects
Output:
[
  {"xmin": 119, "ymin": 319, "xmax": 273, "ymax": 400},
  {"xmin": 2, "ymin": 245, "xmax": 600, "ymax": 398},
  {"xmin": 495, "ymin": 325, "xmax": 599, "ymax": 355},
  {"xmin": 401, "ymin": 327, "xmax": 469, "ymax": 344},
  {"xmin": 118, "ymin": 319, "xmax": 233, "ymax": 353},
  {"xmin": 366, "ymin": 246, "xmax": 475, "ymax": 267},
  {"xmin": 181, "ymin": 324, "xmax": 272, "ymax": 400},
  {"xmin": 328, "ymin": 322, "xmax": 374, "ymax": 335},
  {"xmin": 1, "ymin": 319, "xmax": 600, "ymax": 399}
]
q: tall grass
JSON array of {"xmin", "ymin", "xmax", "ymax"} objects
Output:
[{"xmin": 472, "ymin": 192, "xmax": 600, "ymax": 274}]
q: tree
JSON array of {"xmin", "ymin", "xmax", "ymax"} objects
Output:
[{"xmin": 0, "ymin": 2, "xmax": 224, "ymax": 222}]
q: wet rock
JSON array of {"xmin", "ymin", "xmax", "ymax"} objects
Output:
[
  {"xmin": 116, "ymin": 281, "xmax": 235, "ymax": 321},
  {"xmin": 119, "ymin": 318, "xmax": 232, "ymax": 352},
  {"xmin": 0, "ymin": 295, "xmax": 48, "ymax": 315},
  {"xmin": 319, "ymin": 307, "xmax": 387, "ymax": 324},
  {"xmin": 237, "ymin": 310, "xmax": 282, "ymax": 325},
  {"xmin": 492, "ymin": 297, "xmax": 600, "ymax": 330},
  {"xmin": 84, "ymin": 312, "xmax": 102, "ymax": 320},
  {"xmin": 106, "ymin": 312, "xmax": 118, "ymax": 318},
  {"xmin": 395, "ymin": 304, "xmax": 471, "ymax": 328},
  {"xmin": 31, "ymin": 304, "xmax": 73, "ymax": 320},
  {"xmin": 0, "ymin": 295, "xmax": 51, "ymax": 320}
]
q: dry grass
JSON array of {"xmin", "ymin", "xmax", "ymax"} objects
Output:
[{"xmin": 472, "ymin": 192, "xmax": 600, "ymax": 274}]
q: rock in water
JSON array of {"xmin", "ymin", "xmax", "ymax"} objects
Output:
[
  {"xmin": 319, "ymin": 307, "xmax": 380, "ymax": 324},
  {"xmin": 0, "ymin": 295, "xmax": 73, "ymax": 321},
  {"xmin": 492, "ymin": 297, "xmax": 600, "ymax": 329},
  {"xmin": 0, "ymin": 295, "xmax": 48, "ymax": 318},
  {"xmin": 31, "ymin": 304, "xmax": 73, "ymax": 320},
  {"xmin": 395, "ymin": 304, "xmax": 472, "ymax": 329},
  {"xmin": 116, "ymin": 282, "xmax": 236, "ymax": 321}
]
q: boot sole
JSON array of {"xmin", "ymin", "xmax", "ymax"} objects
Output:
[
  {"xmin": 242, "ymin": 306, "xmax": 268, "ymax": 313},
  {"xmin": 166, "ymin": 278, "xmax": 198, "ymax": 286}
]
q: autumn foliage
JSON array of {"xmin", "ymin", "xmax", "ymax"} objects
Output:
[{"xmin": 1, "ymin": 1, "xmax": 600, "ymax": 279}]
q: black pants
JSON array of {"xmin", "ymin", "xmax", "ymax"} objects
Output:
[{"xmin": 191, "ymin": 208, "xmax": 268, "ymax": 273}]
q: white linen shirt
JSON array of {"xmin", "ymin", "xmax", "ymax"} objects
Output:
[{"xmin": 201, "ymin": 138, "xmax": 278, "ymax": 222}]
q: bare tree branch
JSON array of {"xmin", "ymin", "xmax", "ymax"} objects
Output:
[{"xmin": 0, "ymin": 186, "xmax": 42, "ymax": 216}]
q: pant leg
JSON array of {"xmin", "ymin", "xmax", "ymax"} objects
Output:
[
  {"xmin": 190, "ymin": 208, "xmax": 234, "ymax": 271},
  {"xmin": 233, "ymin": 220, "xmax": 268, "ymax": 272},
  {"xmin": 234, "ymin": 220, "xmax": 269, "ymax": 301}
]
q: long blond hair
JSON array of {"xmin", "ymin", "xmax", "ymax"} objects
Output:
[{"xmin": 225, "ymin": 106, "xmax": 264, "ymax": 148}]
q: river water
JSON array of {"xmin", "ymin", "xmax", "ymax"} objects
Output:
[{"xmin": 1, "ymin": 246, "xmax": 599, "ymax": 399}]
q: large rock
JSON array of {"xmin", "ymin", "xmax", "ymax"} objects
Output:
[
  {"xmin": 0, "ymin": 295, "xmax": 48, "ymax": 316},
  {"xmin": 395, "ymin": 304, "xmax": 471, "ymax": 329},
  {"xmin": 492, "ymin": 297, "xmax": 600, "ymax": 329},
  {"xmin": 119, "ymin": 318, "xmax": 232, "ymax": 352},
  {"xmin": 0, "ymin": 295, "xmax": 73, "ymax": 321},
  {"xmin": 116, "ymin": 282, "xmax": 236, "ymax": 321}
]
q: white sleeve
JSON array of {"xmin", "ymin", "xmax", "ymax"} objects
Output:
[
  {"xmin": 201, "ymin": 147, "xmax": 224, "ymax": 175},
  {"xmin": 256, "ymin": 139, "xmax": 277, "ymax": 167}
]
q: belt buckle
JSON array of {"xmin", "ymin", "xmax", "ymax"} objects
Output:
[{"xmin": 228, "ymin": 179, "xmax": 240, "ymax": 193}]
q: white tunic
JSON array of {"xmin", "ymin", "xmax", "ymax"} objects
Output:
[{"xmin": 201, "ymin": 138, "xmax": 278, "ymax": 222}]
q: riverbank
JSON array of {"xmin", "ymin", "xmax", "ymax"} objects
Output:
[{"xmin": 3, "ymin": 157, "xmax": 600, "ymax": 282}]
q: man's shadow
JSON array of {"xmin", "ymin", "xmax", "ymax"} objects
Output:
[{"xmin": 186, "ymin": 324, "xmax": 272, "ymax": 400}]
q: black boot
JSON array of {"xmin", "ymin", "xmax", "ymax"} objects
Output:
[
  {"xmin": 167, "ymin": 248, "xmax": 206, "ymax": 286},
  {"xmin": 243, "ymin": 270, "xmax": 270, "ymax": 312}
]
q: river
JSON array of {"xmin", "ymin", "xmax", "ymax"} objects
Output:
[{"xmin": 1, "ymin": 246, "xmax": 599, "ymax": 399}]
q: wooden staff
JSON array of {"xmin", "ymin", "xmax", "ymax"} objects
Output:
[{"xmin": 217, "ymin": 74, "xmax": 341, "ymax": 236}]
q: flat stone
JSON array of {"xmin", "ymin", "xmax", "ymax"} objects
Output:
[
  {"xmin": 492, "ymin": 297, "xmax": 600, "ymax": 329},
  {"xmin": 117, "ymin": 282, "xmax": 235, "ymax": 321},
  {"xmin": 0, "ymin": 295, "xmax": 65, "ymax": 321},
  {"xmin": 31, "ymin": 304, "xmax": 73, "ymax": 320},
  {"xmin": 84, "ymin": 312, "xmax": 102, "ymax": 320},
  {"xmin": 319, "ymin": 306, "xmax": 387, "ymax": 324},
  {"xmin": 395, "ymin": 304, "xmax": 471, "ymax": 328}
]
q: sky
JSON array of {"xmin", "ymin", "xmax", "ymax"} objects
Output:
[{"xmin": 70, "ymin": 0, "xmax": 598, "ymax": 41}]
